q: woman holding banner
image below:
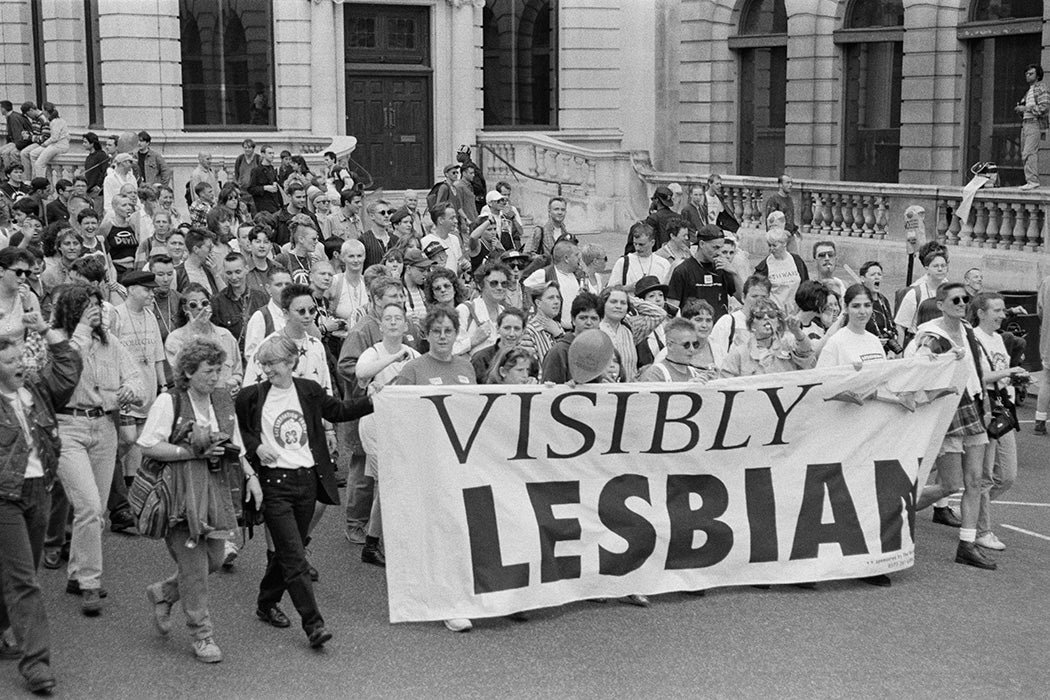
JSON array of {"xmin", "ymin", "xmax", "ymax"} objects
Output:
[
  {"xmin": 395, "ymin": 307, "xmax": 479, "ymax": 632},
  {"xmin": 720, "ymin": 299, "xmax": 814, "ymax": 377},
  {"xmin": 816, "ymin": 284, "xmax": 886, "ymax": 368},
  {"xmin": 906, "ymin": 282, "xmax": 995, "ymax": 570}
]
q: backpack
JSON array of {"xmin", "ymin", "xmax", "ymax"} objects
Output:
[
  {"xmin": 184, "ymin": 180, "xmax": 193, "ymax": 207},
  {"xmin": 425, "ymin": 181, "xmax": 445, "ymax": 209},
  {"xmin": 261, "ymin": 306, "xmax": 275, "ymax": 337},
  {"xmin": 127, "ymin": 392, "xmax": 184, "ymax": 539}
]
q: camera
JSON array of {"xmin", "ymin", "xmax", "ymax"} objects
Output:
[{"xmin": 883, "ymin": 336, "xmax": 904, "ymax": 356}]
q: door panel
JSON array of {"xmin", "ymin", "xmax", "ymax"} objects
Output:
[{"xmin": 346, "ymin": 74, "xmax": 431, "ymax": 190}]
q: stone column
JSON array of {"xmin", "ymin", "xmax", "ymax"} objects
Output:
[
  {"xmin": 40, "ymin": 0, "xmax": 87, "ymax": 127},
  {"xmin": 0, "ymin": 0, "xmax": 35, "ymax": 103},
  {"xmin": 310, "ymin": 0, "xmax": 338, "ymax": 137},
  {"xmin": 97, "ymin": 0, "xmax": 182, "ymax": 131},
  {"xmin": 783, "ymin": 0, "xmax": 839, "ymax": 180},
  {"xmin": 447, "ymin": 0, "xmax": 482, "ymax": 164},
  {"xmin": 898, "ymin": 0, "xmax": 966, "ymax": 187}
]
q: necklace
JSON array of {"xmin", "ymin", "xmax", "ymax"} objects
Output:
[
  {"xmin": 123, "ymin": 306, "xmax": 154, "ymax": 366},
  {"xmin": 153, "ymin": 295, "xmax": 175, "ymax": 337}
]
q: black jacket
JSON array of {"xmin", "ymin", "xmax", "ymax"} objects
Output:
[{"xmin": 235, "ymin": 377, "xmax": 373, "ymax": 506}]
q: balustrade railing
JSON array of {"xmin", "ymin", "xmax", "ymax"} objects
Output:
[
  {"xmin": 937, "ymin": 193, "xmax": 1045, "ymax": 253},
  {"xmin": 797, "ymin": 188, "xmax": 889, "ymax": 239}
]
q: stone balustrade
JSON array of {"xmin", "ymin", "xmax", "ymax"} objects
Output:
[
  {"xmin": 939, "ymin": 190, "xmax": 1047, "ymax": 253},
  {"xmin": 43, "ymin": 133, "xmax": 357, "ymax": 202}
]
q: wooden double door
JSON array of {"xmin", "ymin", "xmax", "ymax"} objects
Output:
[{"xmin": 345, "ymin": 4, "xmax": 432, "ymax": 190}]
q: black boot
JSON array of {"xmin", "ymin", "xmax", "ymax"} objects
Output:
[
  {"xmin": 932, "ymin": 506, "xmax": 961, "ymax": 528},
  {"xmin": 362, "ymin": 536, "xmax": 385, "ymax": 567},
  {"xmin": 955, "ymin": 541, "xmax": 997, "ymax": 570}
]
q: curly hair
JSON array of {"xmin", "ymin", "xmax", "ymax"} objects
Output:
[
  {"xmin": 424, "ymin": 267, "xmax": 466, "ymax": 306},
  {"xmin": 51, "ymin": 283, "xmax": 105, "ymax": 341},
  {"xmin": 422, "ymin": 306, "xmax": 460, "ymax": 335},
  {"xmin": 746, "ymin": 298, "xmax": 785, "ymax": 334},
  {"xmin": 173, "ymin": 337, "xmax": 227, "ymax": 390}
]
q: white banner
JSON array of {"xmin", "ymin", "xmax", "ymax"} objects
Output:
[{"xmin": 376, "ymin": 355, "xmax": 967, "ymax": 623}]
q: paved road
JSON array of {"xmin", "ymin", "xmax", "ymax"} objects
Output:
[{"xmin": 4, "ymin": 407, "xmax": 1048, "ymax": 699}]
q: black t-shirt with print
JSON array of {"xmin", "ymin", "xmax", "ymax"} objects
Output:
[{"xmin": 667, "ymin": 256, "xmax": 736, "ymax": 321}]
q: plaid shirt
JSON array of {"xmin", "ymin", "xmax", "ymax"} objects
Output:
[{"xmin": 1025, "ymin": 81, "xmax": 1050, "ymax": 130}]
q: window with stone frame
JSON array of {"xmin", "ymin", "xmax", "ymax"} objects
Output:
[
  {"xmin": 730, "ymin": 0, "xmax": 787, "ymax": 177},
  {"xmin": 483, "ymin": 0, "xmax": 558, "ymax": 129},
  {"xmin": 179, "ymin": 0, "xmax": 275, "ymax": 128},
  {"xmin": 837, "ymin": 0, "xmax": 904, "ymax": 184},
  {"xmin": 961, "ymin": 0, "xmax": 1044, "ymax": 186}
]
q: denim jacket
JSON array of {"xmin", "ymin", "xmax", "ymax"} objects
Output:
[{"xmin": 0, "ymin": 339, "xmax": 83, "ymax": 500}]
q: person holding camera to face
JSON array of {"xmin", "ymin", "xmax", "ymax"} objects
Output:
[{"xmin": 138, "ymin": 337, "xmax": 261, "ymax": 664}]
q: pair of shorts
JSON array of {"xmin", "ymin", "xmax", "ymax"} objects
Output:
[{"xmin": 938, "ymin": 431, "xmax": 989, "ymax": 455}]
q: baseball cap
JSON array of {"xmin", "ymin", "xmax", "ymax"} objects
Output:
[
  {"xmin": 443, "ymin": 163, "xmax": 461, "ymax": 175},
  {"xmin": 485, "ymin": 191, "xmax": 506, "ymax": 205},
  {"xmin": 113, "ymin": 153, "xmax": 133, "ymax": 165},
  {"xmin": 404, "ymin": 249, "xmax": 434, "ymax": 268},
  {"xmin": 424, "ymin": 241, "xmax": 448, "ymax": 259}
]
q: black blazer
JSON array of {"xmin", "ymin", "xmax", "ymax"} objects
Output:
[{"xmin": 235, "ymin": 377, "xmax": 373, "ymax": 506}]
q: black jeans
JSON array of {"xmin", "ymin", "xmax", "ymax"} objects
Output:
[
  {"xmin": 0, "ymin": 478, "xmax": 51, "ymax": 678},
  {"xmin": 257, "ymin": 467, "xmax": 323, "ymax": 633}
]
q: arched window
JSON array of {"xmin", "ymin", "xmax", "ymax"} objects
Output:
[
  {"xmin": 729, "ymin": 0, "xmax": 787, "ymax": 177},
  {"xmin": 961, "ymin": 0, "xmax": 1044, "ymax": 185},
  {"xmin": 483, "ymin": 0, "xmax": 558, "ymax": 128},
  {"xmin": 835, "ymin": 0, "xmax": 904, "ymax": 183},
  {"xmin": 179, "ymin": 0, "xmax": 274, "ymax": 128}
]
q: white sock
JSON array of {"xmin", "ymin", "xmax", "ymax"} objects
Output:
[
  {"xmin": 1036, "ymin": 411, "xmax": 1047, "ymax": 421},
  {"xmin": 934, "ymin": 498, "xmax": 949, "ymax": 508},
  {"xmin": 959, "ymin": 528, "xmax": 976, "ymax": 543}
]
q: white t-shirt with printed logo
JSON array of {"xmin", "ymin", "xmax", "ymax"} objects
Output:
[
  {"xmin": 261, "ymin": 383, "xmax": 313, "ymax": 469},
  {"xmin": 763, "ymin": 254, "xmax": 802, "ymax": 314}
]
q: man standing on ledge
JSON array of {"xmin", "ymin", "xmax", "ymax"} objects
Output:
[
  {"xmin": 763, "ymin": 174, "xmax": 799, "ymax": 252},
  {"xmin": 1017, "ymin": 64, "xmax": 1049, "ymax": 191}
]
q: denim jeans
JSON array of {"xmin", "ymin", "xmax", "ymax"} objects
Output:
[
  {"xmin": 152, "ymin": 523, "xmax": 226, "ymax": 641},
  {"xmin": 55, "ymin": 414, "xmax": 118, "ymax": 590},
  {"xmin": 977, "ymin": 430, "xmax": 1018, "ymax": 536},
  {"xmin": 0, "ymin": 478, "xmax": 52, "ymax": 679},
  {"xmin": 258, "ymin": 467, "xmax": 323, "ymax": 633},
  {"xmin": 19, "ymin": 145, "xmax": 42, "ymax": 181},
  {"xmin": 33, "ymin": 143, "xmax": 68, "ymax": 179},
  {"xmin": 43, "ymin": 479, "xmax": 70, "ymax": 557}
]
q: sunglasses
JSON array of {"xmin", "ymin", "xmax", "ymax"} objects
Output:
[
  {"xmin": 186, "ymin": 300, "xmax": 211, "ymax": 310},
  {"xmin": 486, "ymin": 279, "xmax": 513, "ymax": 289},
  {"xmin": 432, "ymin": 283, "xmax": 454, "ymax": 292},
  {"xmin": 947, "ymin": 295, "xmax": 970, "ymax": 305},
  {"xmin": 752, "ymin": 312, "xmax": 777, "ymax": 320},
  {"xmin": 507, "ymin": 261, "xmax": 526, "ymax": 269},
  {"xmin": 672, "ymin": 340, "xmax": 702, "ymax": 349},
  {"xmin": 5, "ymin": 267, "xmax": 31, "ymax": 278},
  {"xmin": 294, "ymin": 306, "xmax": 318, "ymax": 315},
  {"xmin": 376, "ymin": 210, "xmax": 392, "ymax": 216}
]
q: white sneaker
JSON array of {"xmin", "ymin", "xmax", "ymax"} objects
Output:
[
  {"xmin": 193, "ymin": 637, "xmax": 223, "ymax": 663},
  {"xmin": 975, "ymin": 532, "xmax": 1006, "ymax": 551},
  {"xmin": 443, "ymin": 618, "xmax": 473, "ymax": 633},
  {"xmin": 1020, "ymin": 182, "xmax": 1040, "ymax": 190}
]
